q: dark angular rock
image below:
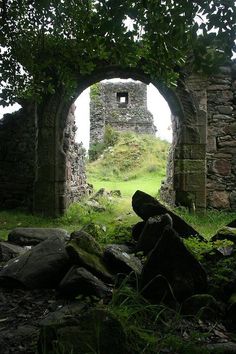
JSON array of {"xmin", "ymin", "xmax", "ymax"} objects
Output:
[
  {"xmin": 103, "ymin": 244, "xmax": 142, "ymax": 275},
  {"xmin": 8, "ymin": 228, "xmax": 69, "ymax": 246},
  {"xmin": 38, "ymin": 306, "xmax": 127, "ymax": 354},
  {"xmin": 0, "ymin": 241, "xmax": 27, "ymax": 262},
  {"xmin": 66, "ymin": 240, "xmax": 113, "ymax": 283},
  {"xmin": 140, "ymin": 226, "xmax": 207, "ymax": 303},
  {"xmin": 70, "ymin": 230, "xmax": 102, "ymax": 256},
  {"xmin": 0, "ymin": 236, "xmax": 70, "ymax": 289},
  {"xmin": 226, "ymin": 295, "xmax": 236, "ymax": 329},
  {"xmin": 132, "ymin": 221, "xmax": 145, "ymax": 241},
  {"xmin": 206, "ymin": 342, "xmax": 236, "ymax": 354},
  {"xmin": 212, "ymin": 226, "xmax": 236, "ymax": 243},
  {"xmin": 132, "ymin": 190, "xmax": 201, "ymax": 238},
  {"xmin": 117, "ymin": 242, "xmax": 136, "ymax": 254},
  {"xmin": 59, "ymin": 266, "xmax": 112, "ymax": 299},
  {"xmin": 136, "ymin": 214, "xmax": 173, "ymax": 255},
  {"xmin": 226, "ymin": 219, "xmax": 236, "ymax": 228}
]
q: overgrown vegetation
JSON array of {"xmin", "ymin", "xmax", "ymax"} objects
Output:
[
  {"xmin": 1, "ymin": 186, "xmax": 236, "ymax": 353},
  {"xmin": 1, "ymin": 1, "xmax": 235, "ymax": 104},
  {"xmin": 89, "ymin": 124, "xmax": 119, "ymax": 161},
  {"xmin": 1, "ymin": 195, "xmax": 236, "ymax": 245},
  {"xmin": 109, "ymin": 279, "xmax": 213, "ymax": 354},
  {"xmin": 87, "ymin": 130, "xmax": 169, "ymax": 196},
  {"xmin": 1, "ymin": 130, "xmax": 236, "ymax": 243}
]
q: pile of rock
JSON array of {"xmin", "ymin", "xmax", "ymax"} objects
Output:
[
  {"xmin": 0, "ymin": 191, "xmax": 205, "ymax": 302},
  {"xmin": 1, "ymin": 190, "xmax": 236, "ymax": 353}
]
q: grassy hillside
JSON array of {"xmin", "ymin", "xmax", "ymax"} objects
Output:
[{"xmin": 87, "ymin": 130, "xmax": 170, "ymax": 197}]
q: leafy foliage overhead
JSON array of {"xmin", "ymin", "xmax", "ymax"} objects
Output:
[{"xmin": 0, "ymin": 0, "xmax": 235, "ymax": 104}]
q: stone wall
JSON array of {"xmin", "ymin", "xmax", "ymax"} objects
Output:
[
  {"xmin": 90, "ymin": 81, "xmax": 156, "ymax": 146},
  {"xmin": 1, "ymin": 61, "xmax": 236, "ymax": 215},
  {"xmin": 161, "ymin": 60, "xmax": 236, "ymax": 210},
  {"xmin": 0, "ymin": 103, "xmax": 88, "ymax": 212},
  {"xmin": 0, "ymin": 104, "xmax": 36, "ymax": 210},
  {"xmin": 65, "ymin": 104, "xmax": 91, "ymax": 204},
  {"xmin": 206, "ymin": 62, "xmax": 236, "ymax": 210}
]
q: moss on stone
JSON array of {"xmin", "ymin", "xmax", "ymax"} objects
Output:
[
  {"xmin": 66, "ymin": 241, "xmax": 113, "ymax": 282},
  {"xmin": 70, "ymin": 231, "xmax": 102, "ymax": 256}
]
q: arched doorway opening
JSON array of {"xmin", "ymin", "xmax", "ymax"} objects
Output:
[
  {"xmin": 74, "ymin": 80, "xmax": 172, "ymax": 150},
  {"xmin": 32, "ymin": 65, "xmax": 206, "ymax": 216},
  {"xmin": 58, "ymin": 67, "xmax": 206, "ymax": 215},
  {"xmin": 73, "ymin": 78, "xmax": 172, "ymax": 200}
]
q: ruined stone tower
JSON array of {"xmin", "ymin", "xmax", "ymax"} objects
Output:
[{"xmin": 89, "ymin": 81, "xmax": 156, "ymax": 146}]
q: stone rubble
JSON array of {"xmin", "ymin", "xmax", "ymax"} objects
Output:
[{"xmin": 1, "ymin": 191, "xmax": 236, "ymax": 352}]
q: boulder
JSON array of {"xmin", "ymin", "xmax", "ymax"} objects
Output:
[
  {"xmin": 92, "ymin": 187, "xmax": 109, "ymax": 199},
  {"xmin": 206, "ymin": 342, "xmax": 236, "ymax": 353},
  {"xmin": 132, "ymin": 190, "xmax": 200, "ymax": 238},
  {"xmin": 0, "ymin": 241, "xmax": 27, "ymax": 262},
  {"xmin": 110, "ymin": 190, "xmax": 122, "ymax": 197},
  {"xmin": 212, "ymin": 226, "xmax": 236, "ymax": 243},
  {"xmin": 103, "ymin": 244, "xmax": 142, "ymax": 275},
  {"xmin": 136, "ymin": 214, "xmax": 173, "ymax": 255},
  {"xmin": 70, "ymin": 230, "xmax": 102, "ymax": 256},
  {"xmin": 85, "ymin": 199, "xmax": 106, "ymax": 212},
  {"xmin": 140, "ymin": 226, "xmax": 207, "ymax": 303},
  {"xmin": 0, "ymin": 236, "xmax": 70, "ymax": 289},
  {"xmin": 132, "ymin": 221, "xmax": 145, "ymax": 241},
  {"xmin": 8, "ymin": 228, "xmax": 69, "ymax": 246},
  {"xmin": 226, "ymin": 294, "xmax": 236, "ymax": 329},
  {"xmin": 66, "ymin": 240, "xmax": 113, "ymax": 283},
  {"xmin": 227, "ymin": 309, "xmax": 236, "ymax": 332},
  {"xmin": 227, "ymin": 219, "xmax": 236, "ymax": 228},
  {"xmin": 59, "ymin": 266, "xmax": 112, "ymax": 299},
  {"xmin": 38, "ymin": 306, "xmax": 127, "ymax": 354}
]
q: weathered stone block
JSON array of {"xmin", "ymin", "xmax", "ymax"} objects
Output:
[
  {"xmin": 206, "ymin": 136, "xmax": 217, "ymax": 152},
  {"xmin": 208, "ymin": 84, "xmax": 231, "ymax": 91},
  {"xmin": 174, "ymin": 172, "xmax": 205, "ymax": 192},
  {"xmin": 230, "ymin": 191, "xmax": 236, "ymax": 210},
  {"xmin": 195, "ymin": 190, "xmax": 207, "ymax": 209},
  {"xmin": 224, "ymin": 122, "xmax": 236, "ymax": 135},
  {"xmin": 213, "ymin": 114, "xmax": 233, "ymax": 121},
  {"xmin": 178, "ymin": 126, "xmax": 200, "ymax": 144},
  {"xmin": 217, "ymin": 106, "xmax": 233, "ymax": 115},
  {"xmin": 212, "ymin": 159, "xmax": 231, "ymax": 176},
  {"xmin": 217, "ymin": 137, "xmax": 236, "ymax": 148},
  {"xmin": 208, "ymin": 191, "xmax": 230, "ymax": 209},
  {"xmin": 175, "ymin": 144, "xmax": 205, "ymax": 159},
  {"xmin": 174, "ymin": 159, "xmax": 205, "ymax": 174}
]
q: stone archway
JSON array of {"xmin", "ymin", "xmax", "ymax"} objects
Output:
[
  {"xmin": 32, "ymin": 65, "xmax": 207, "ymax": 216},
  {"xmin": 2, "ymin": 61, "xmax": 236, "ymax": 216}
]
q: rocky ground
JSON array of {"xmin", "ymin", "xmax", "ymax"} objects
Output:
[
  {"xmin": 1, "ymin": 286, "xmax": 236, "ymax": 354},
  {"xmin": 0, "ymin": 287, "xmax": 56, "ymax": 354},
  {"xmin": 1, "ymin": 191, "xmax": 236, "ymax": 353}
]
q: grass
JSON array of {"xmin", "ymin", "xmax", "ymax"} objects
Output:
[
  {"xmin": 88, "ymin": 173, "xmax": 164, "ymax": 197},
  {"xmin": 174, "ymin": 207, "xmax": 236, "ymax": 240},
  {"xmin": 108, "ymin": 278, "xmax": 216, "ymax": 354},
  {"xmin": 1, "ymin": 130, "xmax": 236, "ymax": 242},
  {"xmin": 0, "ymin": 196, "xmax": 139, "ymax": 244},
  {"xmin": 1, "ymin": 196, "xmax": 236, "ymax": 243},
  {"xmin": 1, "ymin": 130, "xmax": 236, "ymax": 353},
  {"xmin": 87, "ymin": 130, "xmax": 168, "ymax": 197}
]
